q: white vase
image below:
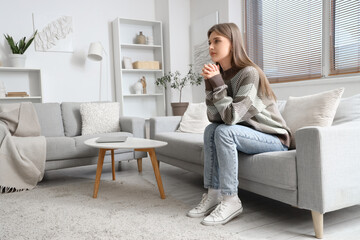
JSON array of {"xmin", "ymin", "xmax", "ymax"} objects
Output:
[
  {"xmin": 0, "ymin": 80, "xmax": 6, "ymax": 98},
  {"xmin": 133, "ymin": 82, "xmax": 143, "ymax": 94},
  {"xmin": 9, "ymin": 54, "xmax": 26, "ymax": 68}
]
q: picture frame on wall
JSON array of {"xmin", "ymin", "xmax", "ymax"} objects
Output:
[{"xmin": 32, "ymin": 13, "xmax": 74, "ymax": 53}]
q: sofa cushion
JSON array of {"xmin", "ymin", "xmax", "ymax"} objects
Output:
[
  {"xmin": 238, "ymin": 150, "xmax": 297, "ymax": 191},
  {"xmin": 46, "ymin": 132, "xmax": 133, "ymax": 161},
  {"xmin": 80, "ymin": 102, "xmax": 121, "ymax": 135},
  {"xmin": 155, "ymin": 130, "xmax": 296, "ymax": 191},
  {"xmin": 333, "ymin": 93, "xmax": 360, "ymax": 125},
  {"xmin": 61, "ymin": 102, "xmax": 82, "ymax": 137},
  {"xmin": 177, "ymin": 102, "xmax": 210, "ymax": 134},
  {"xmin": 282, "ymin": 88, "xmax": 344, "ymax": 149},
  {"xmin": 33, "ymin": 103, "xmax": 65, "ymax": 137},
  {"xmin": 154, "ymin": 132, "xmax": 204, "ymax": 165}
]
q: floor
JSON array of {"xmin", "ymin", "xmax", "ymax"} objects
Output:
[{"xmin": 44, "ymin": 158, "xmax": 360, "ymax": 240}]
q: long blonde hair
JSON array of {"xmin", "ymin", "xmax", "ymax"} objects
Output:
[{"xmin": 207, "ymin": 23, "xmax": 276, "ymax": 100}]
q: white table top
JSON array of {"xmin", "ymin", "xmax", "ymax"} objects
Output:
[{"xmin": 84, "ymin": 137, "xmax": 167, "ymax": 150}]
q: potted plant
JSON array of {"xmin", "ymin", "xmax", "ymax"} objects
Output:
[
  {"xmin": 155, "ymin": 64, "xmax": 203, "ymax": 116},
  {"xmin": 4, "ymin": 30, "xmax": 37, "ymax": 67}
]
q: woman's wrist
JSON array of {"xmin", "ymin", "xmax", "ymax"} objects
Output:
[
  {"xmin": 208, "ymin": 74, "xmax": 224, "ymax": 89},
  {"xmin": 204, "ymin": 79, "xmax": 213, "ymax": 91}
]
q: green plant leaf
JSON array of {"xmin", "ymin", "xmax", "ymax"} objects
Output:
[
  {"xmin": 154, "ymin": 64, "xmax": 204, "ymax": 102},
  {"xmin": 23, "ymin": 30, "xmax": 37, "ymax": 53},
  {"xmin": 3, "ymin": 30, "xmax": 37, "ymax": 54}
]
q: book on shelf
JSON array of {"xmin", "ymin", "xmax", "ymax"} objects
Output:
[{"xmin": 6, "ymin": 92, "xmax": 29, "ymax": 97}]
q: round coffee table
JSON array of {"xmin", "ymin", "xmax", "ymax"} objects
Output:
[{"xmin": 84, "ymin": 137, "xmax": 168, "ymax": 199}]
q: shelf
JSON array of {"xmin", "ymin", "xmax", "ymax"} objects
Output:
[
  {"xmin": 0, "ymin": 96, "xmax": 42, "ymax": 100},
  {"xmin": 121, "ymin": 43, "xmax": 162, "ymax": 49},
  {"xmin": 0, "ymin": 67, "xmax": 41, "ymax": 72},
  {"xmin": 122, "ymin": 69, "xmax": 162, "ymax": 73},
  {"xmin": 123, "ymin": 93, "xmax": 163, "ymax": 97},
  {"xmin": 119, "ymin": 17, "xmax": 161, "ymax": 26},
  {"xmin": 113, "ymin": 17, "xmax": 165, "ymax": 117},
  {"xmin": 0, "ymin": 68, "xmax": 43, "ymax": 103}
]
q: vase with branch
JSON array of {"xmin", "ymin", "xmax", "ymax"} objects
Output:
[{"xmin": 155, "ymin": 64, "xmax": 203, "ymax": 115}]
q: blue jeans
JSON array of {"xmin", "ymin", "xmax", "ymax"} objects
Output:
[{"xmin": 203, "ymin": 123, "xmax": 288, "ymax": 195}]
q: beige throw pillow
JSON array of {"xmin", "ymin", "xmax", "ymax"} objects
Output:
[
  {"xmin": 80, "ymin": 102, "xmax": 120, "ymax": 135},
  {"xmin": 282, "ymin": 88, "xmax": 344, "ymax": 149},
  {"xmin": 177, "ymin": 102, "xmax": 210, "ymax": 134}
]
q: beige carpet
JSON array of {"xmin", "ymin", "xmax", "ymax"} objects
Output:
[
  {"xmin": 0, "ymin": 171, "xmax": 248, "ymax": 240},
  {"xmin": 2, "ymin": 161, "xmax": 360, "ymax": 240}
]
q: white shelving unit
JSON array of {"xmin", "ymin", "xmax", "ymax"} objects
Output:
[
  {"xmin": 0, "ymin": 67, "xmax": 42, "ymax": 103},
  {"xmin": 112, "ymin": 17, "xmax": 165, "ymax": 118}
]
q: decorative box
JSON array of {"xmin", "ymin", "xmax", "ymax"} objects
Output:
[{"xmin": 132, "ymin": 61, "xmax": 160, "ymax": 70}]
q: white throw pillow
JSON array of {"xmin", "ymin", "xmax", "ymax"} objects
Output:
[
  {"xmin": 177, "ymin": 102, "xmax": 210, "ymax": 134},
  {"xmin": 276, "ymin": 100, "xmax": 287, "ymax": 115},
  {"xmin": 282, "ymin": 88, "xmax": 344, "ymax": 149},
  {"xmin": 333, "ymin": 93, "xmax": 360, "ymax": 125},
  {"xmin": 80, "ymin": 102, "xmax": 120, "ymax": 135}
]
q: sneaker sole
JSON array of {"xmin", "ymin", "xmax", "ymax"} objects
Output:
[
  {"xmin": 186, "ymin": 204, "xmax": 218, "ymax": 218},
  {"xmin": 200, "ymin": 207, "xmax": 243, "ymax": 226}
]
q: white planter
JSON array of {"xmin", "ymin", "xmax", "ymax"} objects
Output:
[{"xmin": 9, "ymin": 54, "xmax": 26, "ymax": 68}]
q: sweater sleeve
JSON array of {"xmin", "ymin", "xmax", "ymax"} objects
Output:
[{"xmin": 206, "ymin": 66, "xmax": 265, "ymax": 125}]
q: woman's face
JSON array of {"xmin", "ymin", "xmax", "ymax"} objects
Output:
[{"xmin": 208, "ymin": 31, "xmax": 232, "ymax": 65}]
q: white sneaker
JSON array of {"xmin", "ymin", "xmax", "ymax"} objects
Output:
[
  {"xmin": 187, "ymin": 193, "xmax": 222, "ymax": 218},
  {"xmin": 201, "ymin": 198, "xmax": 243, "ymax": 225}
]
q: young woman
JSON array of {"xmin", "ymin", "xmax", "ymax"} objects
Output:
[{"xmin": 187, "ymin": 23, "xmax": 291, "ymax": 226}]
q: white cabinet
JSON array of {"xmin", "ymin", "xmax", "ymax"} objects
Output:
[
  {"xmin": 112, "ymin": 17, "xmax": 165, "ymax": 118},
  {"xmin": 0, "ymin": 67, "xmax": 42, "ymax": 103}
]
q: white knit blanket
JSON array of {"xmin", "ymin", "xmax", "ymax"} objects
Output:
[{"xmin": 0, "ymin": 103, "xmax": 46, "ymax": 193}]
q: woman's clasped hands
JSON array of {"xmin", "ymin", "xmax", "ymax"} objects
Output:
[{"xmin": 201, "ymin": 63, "xmax": 220, "ymax": 79}]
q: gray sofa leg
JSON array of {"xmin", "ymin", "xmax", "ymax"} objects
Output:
[
  {"xmin": 137, "ymin": 158, "xmax": 142, "ymax": 172},
  {"xmin": 311, "ymin": 211, "xmax": 323, "ymax": 239},
  {"xmin": 117, "ymin": 161, "xmax": 122, "ymax": 171}
]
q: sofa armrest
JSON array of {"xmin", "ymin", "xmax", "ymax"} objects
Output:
[
  {"xmin": 295, "ymin": 122, "xmax": 360, "ymax": 213},
  {"xmin": 119, "ymin": 117, "xmax": 145, "ymax": 138},
  {"xmin": 150, "ymin": 116, "xmax": 182, "ymax": 139}
]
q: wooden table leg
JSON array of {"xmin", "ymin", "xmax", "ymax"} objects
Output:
[
  {"xmin": 111, "ymin": 149, "xmax": 115, "ymax": 180},
  {"xmin": 137, "ymin": 158, "xmax": 142, "ymax": 173},
  {"xmin": 93, "ymin": 149, "xmax": 106, "ymax": 198},
  {"xmin": 135, "ymin": 148, "xmax": 165, "ymax": 199},
  {"xmin": 148, "ymin": 148, "xmax": 165, "ymax": 199}
]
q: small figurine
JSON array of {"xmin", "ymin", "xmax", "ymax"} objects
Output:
[{"xmin": 140, "ymin": 76, "xmax": 147, "ymax": 94}]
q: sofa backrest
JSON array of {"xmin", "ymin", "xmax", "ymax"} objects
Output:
[
  {"xmin": 33, "ymin": 103, "xmax": 65, "ymax": 137},
  {"xmin": 61, "ymin": 102, "xmax": 82, "ymax": 137}
]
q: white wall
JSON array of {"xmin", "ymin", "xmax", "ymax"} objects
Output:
[
  {"xmin": 155, "ymin": 0, "xmax": 191, "ymax": 115},
  {"xmin": 272, "ymin": 75, "xmax": 360, "ymax": 99},
  {"xmin": 154, "ymin": 0, "xmax": 171, "ymax": 115},
  {"xmin": 0, "ymin": 0, "xmax": 156, "ymax": 103}
]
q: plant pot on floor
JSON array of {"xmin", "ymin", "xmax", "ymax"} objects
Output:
[
  {"xmin": 171, "ymin": 102, "xmax": 189, "ymax": 116},
  {"xmin": 9, "ymin": 54, "xmax": 26, "ymax": 67}
]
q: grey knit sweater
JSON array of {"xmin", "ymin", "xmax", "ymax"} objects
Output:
[{"xmin": 205, "ymin": 66, "xmax": 291, "ymax": 147}]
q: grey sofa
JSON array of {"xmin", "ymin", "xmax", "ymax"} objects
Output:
[
  {"xmin": 31, "ymin": 102, "xmax": 146, "ymax": 171},
  {"xmin": 150, "ymin": 96, "xmax": 360, "ymax": 239}
]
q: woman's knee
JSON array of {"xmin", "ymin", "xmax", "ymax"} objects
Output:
[
  {"xmin": 214, "ymin": 124, "xmax": 234, "ymax": 142},
  {"xmin": 204, "ymin": 123, "xmax": 220, "ymax": 139}
]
